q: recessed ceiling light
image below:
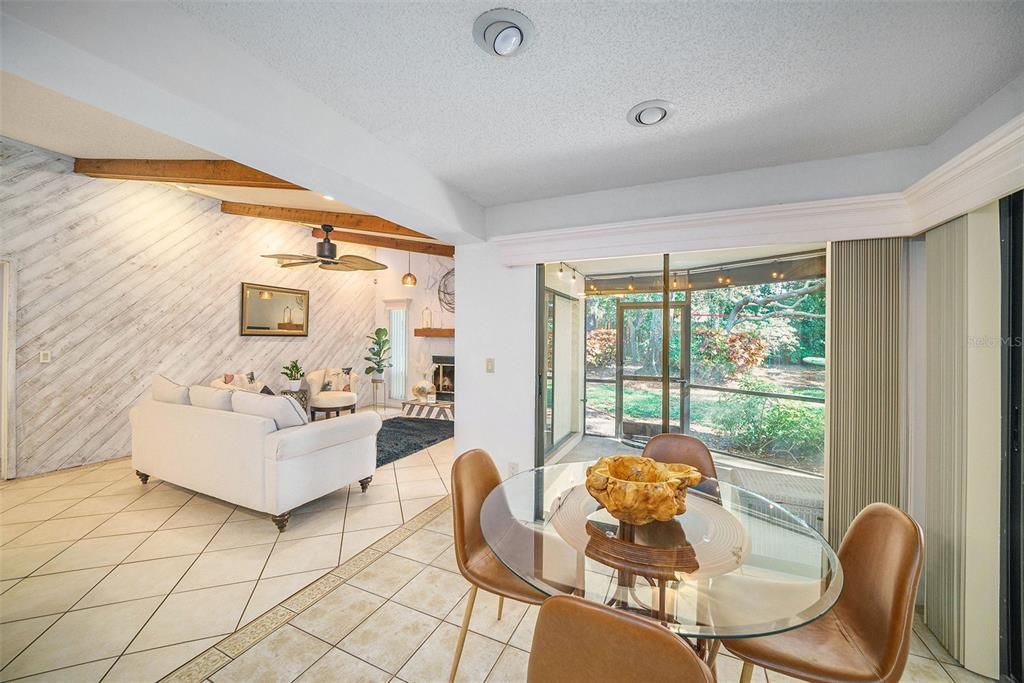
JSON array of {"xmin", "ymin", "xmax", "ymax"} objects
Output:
[
  {"xmin": 322, "ymin": 195, "xmax": 335, "ymax": 201},
  {"xmin": 627, "ymin": 99, "xmax": 674, "ymax": 128},
  {"xmin": 473, "ymin": 8, "xmax": 534, "ymax": 58}
]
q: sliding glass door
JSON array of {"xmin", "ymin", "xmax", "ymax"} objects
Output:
[
  {"xmin": 542, "ymin": 287, "xmax": 581, "ymax": 459},
  {"xmin": 580, "ymin": 251, "xmax": 827, "ymax": 473},
  {"xmin": 542, "ymin": 291, "xmax": 555, "ymax": 451},
  {"xmin": 616, "ymin": 301, "xmax": 686, "ymax": 442}
]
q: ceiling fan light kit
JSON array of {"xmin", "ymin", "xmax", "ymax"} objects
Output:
[
  {"xmin": 316, "ymin": 225, "xmax": 338, "ymax": 261},
  {"xmin": 260, "ymin": 224, "xmax": 387, "ymax": 272}
]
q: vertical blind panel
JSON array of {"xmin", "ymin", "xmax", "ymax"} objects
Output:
[
  {"xmin": 389, "ymin": 307, "xmax": 407, "ymax": 401},
  {"xmin": 924, "ymin": 216, "xmax": 968, "ymax": 661},
  {"xmin": 826, "ymin": 238, "xmax": 907, "ymax": 545}
]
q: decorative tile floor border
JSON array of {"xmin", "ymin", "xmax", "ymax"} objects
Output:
[{"xmin": 161, "ymin": 496, "xmax": 453, "ymax": 682}]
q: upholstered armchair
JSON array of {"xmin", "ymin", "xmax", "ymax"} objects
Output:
[{"xmin": 306, "ymin": 367, "xmax": 358, "ymax": 419}]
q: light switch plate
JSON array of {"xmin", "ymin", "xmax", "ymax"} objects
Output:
[
  {"xmin": 485, "ymin": 358, "xmax": 495, "ymax": 373},
  {"xmin": 39, "ymin": 351, "xmax": 52, "ymax": 363}
]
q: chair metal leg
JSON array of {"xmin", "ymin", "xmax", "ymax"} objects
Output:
[
  {"xmin": 739, "ymin": 661, "xmax": 754, "ymax": 683},
  {"xmin": 706, "ymin": 640, "xmax": 720, "ymax": 667},
  {"xmin": 449, "ymin": 585, "xmax": 478, "ymax": 683},
  {"xmin": 497, "ymin": 596, "xmax": 504, "ymax": 621},
  {"xmin": 705, "ymin": 640, "xmax": 720, "ymax": 681}
]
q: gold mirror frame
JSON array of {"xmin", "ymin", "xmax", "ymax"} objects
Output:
[{"xmin": 240, "ymin": 282, "xmax": 309, "ymax": 337}]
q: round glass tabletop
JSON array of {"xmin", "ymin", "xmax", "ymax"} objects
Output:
[{"xmin": 480, "ymin": 462, "xmax": 842, "ymax": 639}]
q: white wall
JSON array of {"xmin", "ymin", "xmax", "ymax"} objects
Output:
[
  {"xmin": 373, "ymin": 250, "xmax": 454, "ymax": 399},
  {"xmin": 454, "ymin": 243, "xmax": 537, "ymax": 477}
]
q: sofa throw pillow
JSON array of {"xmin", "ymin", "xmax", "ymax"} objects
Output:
[
  {"xmin": 232, "ymin": 391, "xmax": 308, "ymax": 429},
  {"xmin": 260, "ymin": 385, "xmax": 275, "ymax": 396},
  {"xmin": 152, "ymin": 374, "xmax": 190, "ymax": 405},
  {"xmin": 189, "ymin": 385, "xmax": 233, "ymax": 411},
  {"xmin": 323, "ymin": 368, "xmax": 353, "ymax": 392}
]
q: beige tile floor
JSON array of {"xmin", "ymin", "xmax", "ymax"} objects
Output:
[
  {"xmin": 158, "ymin": 497, "xmax": 989, "ymax": 683},
  {"xmin": 0, "ymin": 434, "xmax": 996, "ymax": 683},
  {"xmin": 0, "ymin": 436, "xmax": 453, "ymax": 682}
]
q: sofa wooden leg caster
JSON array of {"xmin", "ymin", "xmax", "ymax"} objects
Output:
[
  {"xmin": 359, "ymin": 476, "xmax": 373, "ymax": 493},
  {"xmin": 272, "ymin": 511, "xmax": 291, "ymax": 532},
  {"xmin": 136, "ymin": 470, "xmax": 150, "ymax": 484}
]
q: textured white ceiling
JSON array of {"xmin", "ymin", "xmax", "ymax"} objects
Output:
[
  {"xmin": 176, "ymin": 1, "xmax": 1024, "ymax": 207},
  {"xmin": 0, "ymin": 72, "xmax": 221, "ymax": 160}
]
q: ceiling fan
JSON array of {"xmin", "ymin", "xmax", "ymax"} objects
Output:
[{"xmin": 261, "ymin": 225, "xmax": 387, "ymax": 271}]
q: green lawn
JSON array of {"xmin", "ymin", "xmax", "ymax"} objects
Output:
[{"xmin": 585, "ymin": 381, "xmax": 825, "ymax": 472}]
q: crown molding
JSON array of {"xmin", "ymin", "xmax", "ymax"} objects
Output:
[
  {"xmin": 493, "ymin": 194, "xmax": 911, "ymax": 266},
  {"xmin": 906, "ymin": 111, "xmax": 1024, "ymax": 233},
  {"xmin": 494, "ymin": 112, "xmax": 1023, "ymax": 266}
]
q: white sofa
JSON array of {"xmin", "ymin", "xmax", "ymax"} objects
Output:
[
  {"xmin": 130, "ymin": 377, "xmax": 381, "ymax": 530},
  {"xmin": 306, "ymin": 367, "xmax": 359, "ymax": 419}
]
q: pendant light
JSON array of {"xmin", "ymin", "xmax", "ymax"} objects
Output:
[{"xmin": 401, "ymin": 252, "xmax": 417, "ymax": 287}]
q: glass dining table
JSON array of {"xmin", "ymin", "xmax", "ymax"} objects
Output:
[{"xmin": 480, "ymin": 461, "xmax": 842, "ymax": 644}]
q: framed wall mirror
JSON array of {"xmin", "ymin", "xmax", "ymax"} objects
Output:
[{"xmin": 240, "ymin": 283, "xmax": 309, "ymax": 336}]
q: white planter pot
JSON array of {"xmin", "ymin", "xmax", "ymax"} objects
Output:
[{"xmin": 287, "ymin": 379, "xmax": 302, "ymax": 391}]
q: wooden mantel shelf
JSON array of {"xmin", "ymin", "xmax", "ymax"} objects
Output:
[{"xmin": 414, "ymin": 328, "xmax": 454, "ymax": 338}]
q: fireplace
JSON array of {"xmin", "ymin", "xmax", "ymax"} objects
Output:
[{"xmin": 432, "ymin": 355, "xmax": 455, "ymax": 402}]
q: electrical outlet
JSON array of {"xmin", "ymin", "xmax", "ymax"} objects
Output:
[
  {"xmin": 39, "ymin": 351, "xmax": 52, "ymax": 364},
  {"xmin": 485, "ymin": 358, "xmax": 495, "ymax": 373}
]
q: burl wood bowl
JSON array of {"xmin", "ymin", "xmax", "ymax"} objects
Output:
[{"xmin": 585, "ymin": 455, "xmax": 703, "ymax": 525}]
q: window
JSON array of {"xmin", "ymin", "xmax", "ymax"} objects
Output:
[{"xmin": 388, "ymin": 306, "xmax": 407, "ymax": 401}]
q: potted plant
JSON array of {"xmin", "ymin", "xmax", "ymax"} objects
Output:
[
  {"xmin": 281, "ymin": 360, "xmax": 304, "ymax": 391},
  {"xmin": 364, "ymin": 328, "xmax": 391, "ymax": 380}
]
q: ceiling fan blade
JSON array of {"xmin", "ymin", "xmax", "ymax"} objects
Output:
[
  {"xmin": 280, "ymin": 260, "xmax": 317, "ymax": 268},
  {"xmin": 319, "ymin": 263, "xmax": 357, "ymax": 271},
  {"xmin": 338, "ymin": 255, "xmax": 388, "ymax": 271},
  {"xmin": 261, "ymin": 253, "xmax": 314, "ymax": 261}
]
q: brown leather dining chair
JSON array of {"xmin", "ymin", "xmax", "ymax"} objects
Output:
[
  {"xmin": 726, "ymin": 502, "xmax": 924, "ymax": 683},
  {"xmin": 528, "ymin": 594, "xmax": 716, "ymax": 683},
  {"xmin": 449, "ymin": 449, "xmax": 547, "ymax": 682},
  {"xmin": 642, "ymin": 433, "xmax": 719, "ymax": 479}
]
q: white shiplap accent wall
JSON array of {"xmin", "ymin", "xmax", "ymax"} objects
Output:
[{"xmin": 0, "ymin": 137, "xmax": 378, "ymax": 477}]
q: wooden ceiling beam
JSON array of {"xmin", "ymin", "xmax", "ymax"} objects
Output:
[
  {"xmin": 221, "ymin": 201, "xmax": 431, "ymax": 240},
  {"xmin": 73, "ymin": 159, "xmax": 304, "ymax": 190},
  {"xmin": 312, "ymin": 227, "xmax": 454, "ymax": 257}
]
